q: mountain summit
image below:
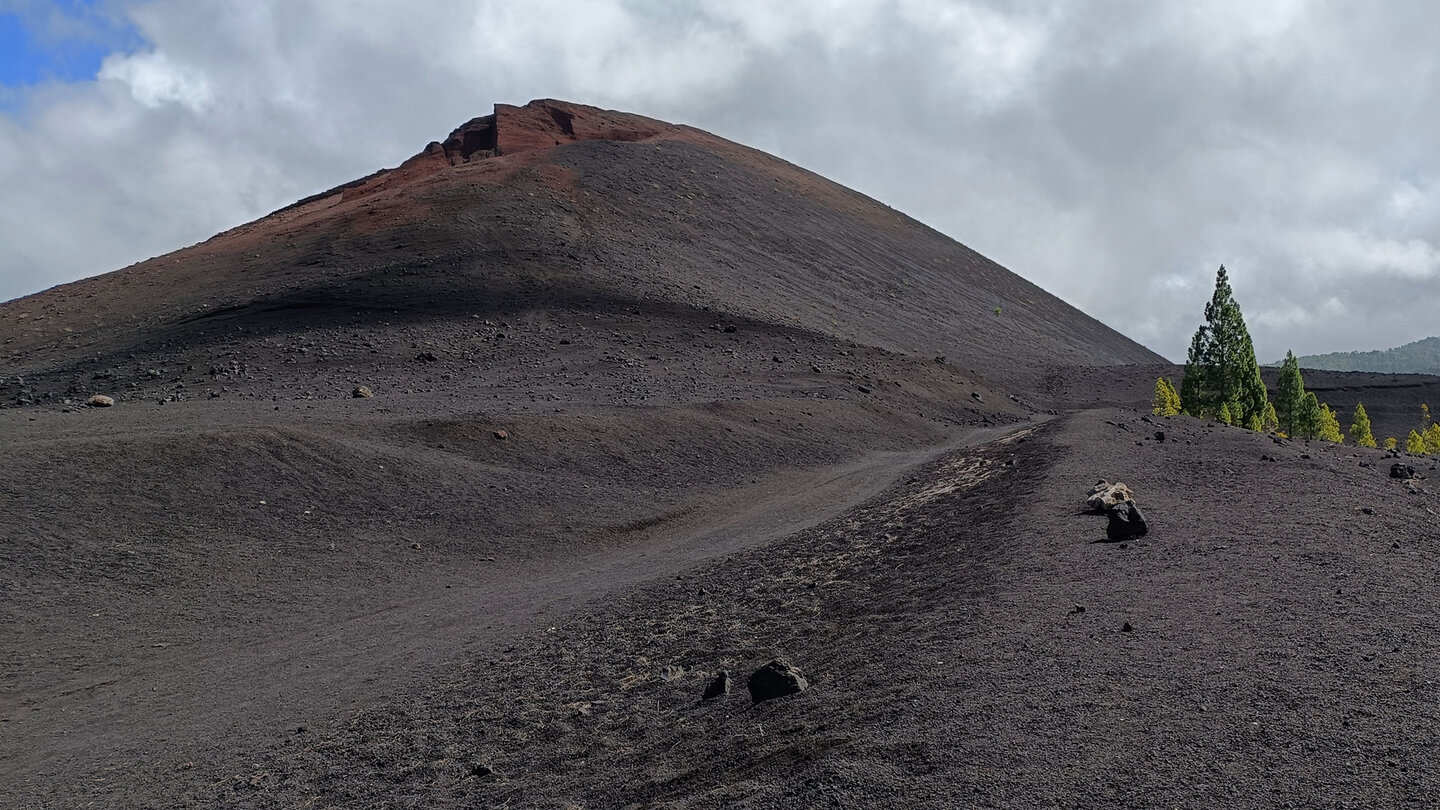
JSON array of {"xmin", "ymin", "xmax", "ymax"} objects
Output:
[{"xmin": 0, "ymin": 99, "xmax": 1158, "ymax": 408}]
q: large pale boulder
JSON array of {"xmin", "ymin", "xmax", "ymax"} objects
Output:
[{"xmin": 1086, "ymin": 479, "xmax": 1135, "ymax": 513}]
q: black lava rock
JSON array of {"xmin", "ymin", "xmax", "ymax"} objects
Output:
[
  {"xmin": 702, "ymin": 671, "xmax": 731, "ymax": 701},
  {"xmin": 747, "ymin": 659, "xmax": 808, "ymax": 703},
  {"xmin": 1106, "ymin": 502, "xmax": 1149, "ymax": 542},
  {"xmin": 1391, "ymin": 463, "xmax": 1416, "ymax": 479}
]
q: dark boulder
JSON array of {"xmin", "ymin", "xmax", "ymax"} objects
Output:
[
  {"xmin": 1106, "ymin": 502, "xmax": 1149, "ymax": 541},
  {"xmin": 747, "ymin": 660, "xmax": 808, "ymax": 703},
  {"xmin": 1391, "ymin": 463, "xmax": 1416, "ymax": 479},
  {"xmin": 702, "ymin": 671, "xmax": 731, "ymax": 701}
]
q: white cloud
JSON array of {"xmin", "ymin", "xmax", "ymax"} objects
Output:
[{"xmin": 98, "ymin": 50, "xmax": 212, "ymax": 110}]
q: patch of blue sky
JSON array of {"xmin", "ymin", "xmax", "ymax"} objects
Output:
[{"xmin": 0, "ymin": 0, "xmax": 143, "ymax": 88}]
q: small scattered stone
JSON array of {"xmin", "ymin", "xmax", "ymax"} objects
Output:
[
  {"xmin": 471, "ymin": 763, "xmax": 494, "ymax": 778},
  {"xmin": 1361, "ymin": 507, "xmax": 1375, "ymax": 515},
  {"xmin": 86, "ymin": 394, "xmax": 114, "ymax": 407},
  {"xmin": 857, "ymin": 384, "xmax": 873, "ymax": 394},
  {"xmin": 702, "ymin": 671, "xmax": 731, "ymax": 700},
  {"xmin": 1070, "ymin": 604, "xmax": 1086, "ymax": 615},
  {"xmin": 414, "ymin": 351, "xmax": 438, "ymax": 363},
  {"xmin": 747, "ymin": 659, "xmax": 808, "ymax": 703},
  {"xmin": 1122, "ymin": 622, "xmax": 1134, "ymax": 633},
  {"xmin": 352, "ymin": 386, "xmax": 373, "ymax": 398},
  {"xmin": 723, "ymin": 325, "xmax": 737, "ymax": 333},
  {"xmin": 1154, "ymin": 430, "xmax": 1165, "ymax": 442},
  {"xmin": 493, "ymin": 429, "xmax": 509, "ymax": 440},
  {"xmin": 970, "ymin": 391, "xmax": 983, "ymax": 402}
]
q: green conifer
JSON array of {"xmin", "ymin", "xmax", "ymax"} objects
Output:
[
  {"xmin": 1261, "ymin": 401, "xmax": 1280, "ymax": 433},
  {"xmin": 1275, "ymin": 350, "xmax": 1306, "ymax": 437},
  {"xmin": 1297, "ymin": 392, "xmax": 1321, "ymax": 440},
  {"xmin": 1179, "ymin": 330, "xmax": 1209, "ymax": 418},
  {"xmin": 1384, "ymin": 436, "xmax": 1398, "ymax": 451},
  {"xmin": 1152, "ymin": 377, "xmax": 1181, "ymax": 416},
  {"xmin": 1218, "ymin": 402, "xmax": 1233, "ymax": 425},
  {"xmin": 1426, "ymin": 423, "xmax": 1440, "ymax": 456},
  {"xmin": 1317, "ymin": 404, "xmax": 1344, "ymax": 443},
  {"xmin": 1406, "ymin": 429, "xmax": 1428, "ymax": 455},
  {"xmin": 1349, "ymin": 403, "xmax": 1377, "ymax": 448},
  {"xmin": 1180, "ymin": 266, "xmax": 1269, "ymax": 425}
]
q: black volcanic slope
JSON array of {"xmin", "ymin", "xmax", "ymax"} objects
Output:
[
  {"xmin": 0, "ymin": 99, "xmax": 1159, "ymax": 407},
  {"xmin": 4, "ymin": 101, "xmax": 1439, "ymax": 808}
]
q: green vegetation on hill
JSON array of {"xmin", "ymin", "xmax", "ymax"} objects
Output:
[{"xmin": 1285, "ymin": 336, "xmax": 1440, "ymax": 374}]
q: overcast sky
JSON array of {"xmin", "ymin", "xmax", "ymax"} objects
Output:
[{"xmin": 2, "ymin": 0, "xmax": 1438, "ymax": 361}]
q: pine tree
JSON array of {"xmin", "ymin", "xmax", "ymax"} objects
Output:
[
  {"xmin": 1218, "ymin": 402, "xmax": 1233, "ymax": 425},
  {"xmin": 1406, "ymin": 429, "xmax": 1428, "ymax": 454},
  {"xmin": 1349, "ymin": 403, "xmax": 1377, "ymax": 448},
  {"xmin": 1181, "ymin": 266, "xmax": 1269, "ymax": 426},
  {"xmin": 1179, "ymin": 329, "xmax": 1209, "ymax": 418},
  {"xmin": 1152, "ymin": 377, "xmax": 1181, "ymax": 416},
  {"xmin": 1426, "ymin": 423, "xmax": 1440, "ymax": 456},
  {"xmin": 1261, "ymin": 401, "xmax": 1280, "ymax": 433},
  {"xmin": 1384, "ymin": 436, "xmax": 1398, "ymax": 451},
  {"xmin": 1297, "ymin": 392, "xmax": 1321, "ymax": 440},
  {"xmin": 1275, "ymin": 350, "xmax": 1306, "ymax": 436},
  {"xmin": 1317, "ymin": 404, "xmax": 1344, "ymax": 443},
  {"xmin": 1246, "ymin": 412, "xmax": 1263, "ymax": 431},
  {"xmin": 1424, "ymin": 403, "xmax": 1432, "ymax": 428}
]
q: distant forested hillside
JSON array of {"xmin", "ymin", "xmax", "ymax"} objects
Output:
[{"xmin": 1287, "ymin": 336, "xmax": 1440, "ymax": 374}]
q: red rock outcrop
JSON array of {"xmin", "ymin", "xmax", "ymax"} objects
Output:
[{"xmin": 438, "ymin": 100, "xmax": 673, "ymax": 165}]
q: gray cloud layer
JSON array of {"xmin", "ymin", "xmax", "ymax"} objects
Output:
[{"xmin": 2, "ymin": 0, "xmax": 1438, "ymax": 361}]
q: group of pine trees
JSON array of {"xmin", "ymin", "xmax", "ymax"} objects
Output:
[
  {"xmin": 1153, "ymin": 265, "xmax": 1439, "ymax": 455},
  {"xmin": 1401, "ymin": 403, "xmax": 1440, "ymax": 455}
]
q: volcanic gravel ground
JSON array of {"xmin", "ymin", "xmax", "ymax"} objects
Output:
[{"xmin": 106, "ymin": 408, "xmax": 1435, "ymax": 809}]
